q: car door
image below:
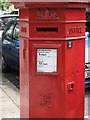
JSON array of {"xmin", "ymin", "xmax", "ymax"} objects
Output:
[
  {"xmin": 2, "ymin": 23, "xmax": 14, "ymax": 67},
  {"xmin": 9, "ymin": 23, "xmax": 19, "ymax": 70}
]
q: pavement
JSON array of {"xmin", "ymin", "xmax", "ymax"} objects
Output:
[
  {"xmin": 0, "ymin": 73, "xmax": 20, "ymax": 119},
  {"xmin": 85, "ymin": 89, "xmax": 89, "ymax": 119}
]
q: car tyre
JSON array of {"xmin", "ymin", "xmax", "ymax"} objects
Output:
[{"xmin": 2, "ymin": 56, "xmax": 11, "ymax": 72}]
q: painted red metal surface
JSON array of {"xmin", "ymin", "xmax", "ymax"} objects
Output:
[{"xmin": 17, "ymin": 2, "xmax": 89, "ymax": 118}]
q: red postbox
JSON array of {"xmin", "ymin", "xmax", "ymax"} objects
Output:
[{"xmin": 12, "ymin": 1, "xmax": 89, "ymax": 118}]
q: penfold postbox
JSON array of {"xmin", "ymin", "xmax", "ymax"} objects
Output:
[{"xmin": 13, "ymin": 1, "xmax": 89, "ymax": 118}]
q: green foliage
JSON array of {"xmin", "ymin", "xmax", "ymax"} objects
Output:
[{"xmin": 0, "ymin": 0, "xmax": 14, "ymax": 11}]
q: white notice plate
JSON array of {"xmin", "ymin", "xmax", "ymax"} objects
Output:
[{"xmin": 37, "ymin": 49, "xmax": 57, "ymax": 73}]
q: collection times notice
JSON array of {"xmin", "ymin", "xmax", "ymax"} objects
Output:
[{"xmin": 37, "ymin": 49, "xmax": 57, "ymax": 73}]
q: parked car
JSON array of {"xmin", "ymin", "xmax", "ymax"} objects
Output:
[
  {"xmin": 0, "ymin": 19, "xmax": 4, "ymax": 50},
  {"xmin": 85, "ymin": 31, "xmax": 90, "ymax": 87},
  {"xmin": 0, "ymin": 14, "xmax": 19, "ymax": 52},
  {"xmin": 2, "ymin": 20, "xmax": 19, "ymax": 72},
  {"xmin": 0, "ymin": 14, "xmax": 19, "ymax": 27},
  {"xmin": 3, "ymin": 9, "xmax": 19, "ymax": 15},
  {"xmin": 10, "ymin": 9, "xmax": 19, "ymax": 15}
]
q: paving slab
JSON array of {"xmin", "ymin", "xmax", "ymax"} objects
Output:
[
  {"xmin": 1, "ymin": 75, "xmax": 20, "ymax": 108},
  {"xmin": 0, "ymin": 74, "xmax": 20, "ymax": 119},
  {"xmin": 0, "ymin": 88, "xmax": 20, "ymax": 118},
  {"xmin": 85, "ymin": 96, "xmax": 88, "ymax": 116}
]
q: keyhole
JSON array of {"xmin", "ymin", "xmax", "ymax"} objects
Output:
[{"xmin": 71, "ymin": 83, "xmax": 74, "ymax": 90}]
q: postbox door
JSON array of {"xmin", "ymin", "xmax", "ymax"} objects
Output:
[{"xmin": 29, "ymin": 41, "xmax": 65, "ymax": 118}]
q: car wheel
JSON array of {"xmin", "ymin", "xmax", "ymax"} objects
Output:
[{"xmin": 2, "ymin": 56, "xmax": 11, "ymax": 72}]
